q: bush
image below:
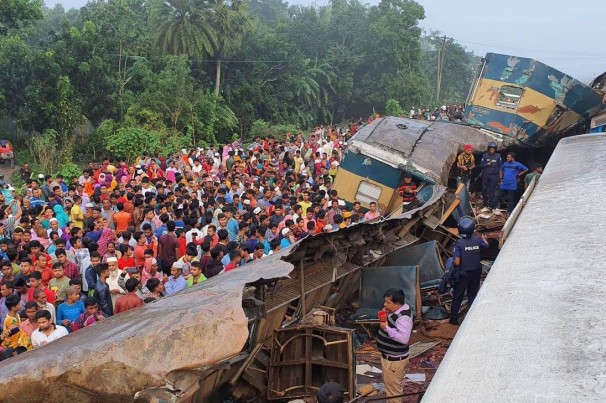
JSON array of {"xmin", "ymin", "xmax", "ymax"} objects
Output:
[
  {"xmin": 385, "ymin": 99, "xmax": 404, "ymax": 117},
  {"xmin": 249, "ymin": 120, "xmax": 299, "ymax": 142},
  {"xmin": 105, "ymin": 127, "xmax": 162, "ymax": 163},
  {"xmin": 56, "ymin": 162, "xmax": 82, "ymax": 182}
]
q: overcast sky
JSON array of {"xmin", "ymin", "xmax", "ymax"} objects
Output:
[{"xmin": 45, "ymin": 0, "xmax": 605, "ymax": 82}]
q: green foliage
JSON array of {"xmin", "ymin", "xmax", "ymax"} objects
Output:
[
  {"xmin": 27, "ymin": 129, "xmax": 71, "ymax": 175},
  {"xmin": 55, "ymin": 162, "xmax": 82, "ymax": 181},
  {"xmin": 385, "ymin": 99, "xmax": 404, "ymax": 117},
  {"xmin": 421, "ymin": 31, "xmax": 478, "ymax": 103},
  {"xmin": 148, "ymin": 0, "xmax": 217, "ymax": 57},
  {"xmin": 0, "ymin": 0, "xmax": 479, "ymax": 160},
  {"xmin": 0, "ymin": 0, "xmax": 43, "ymax": 36},
  {"xmin": 105, "ymin": 126, "xmax": 162, "ymax": 163},
  {"xmin": 249, "ymin": 120, "xmax": 298, "ymax": 142}
]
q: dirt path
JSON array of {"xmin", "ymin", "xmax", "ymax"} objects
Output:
[{"xmin": 0, "ymin": 162, "xmax": 18, "ymax": 184}]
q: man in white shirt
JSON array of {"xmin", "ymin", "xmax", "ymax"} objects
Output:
[
  {"xmin": 31, "ymin": 309, "xmax": 68, "ymax": 348},
  {"xmin": 106, "ymin": 257, "xmax": 125, "ymax": 309}
]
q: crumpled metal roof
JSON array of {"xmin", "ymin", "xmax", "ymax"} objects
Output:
[
  {"xmin": 0, "ymin": 254, "xmax": 295, "ymax": 402},
  {"xmin": 350, "ymin": 117, "xmax": 503, "ymax": 185}
]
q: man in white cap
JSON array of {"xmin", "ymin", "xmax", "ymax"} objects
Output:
[
  {"xmin": 280, "ymin": 228, "xmax": 295, "ymax": 248},
  {"xmin": 106, "ymin": 257, "xmax": 124, "ymax": 309}
]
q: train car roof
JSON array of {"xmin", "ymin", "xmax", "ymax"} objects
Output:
[{"xmin": 349, "ymin": 117, "xmax": 501, "ymax": 185}]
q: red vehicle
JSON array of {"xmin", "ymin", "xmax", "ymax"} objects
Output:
[{"xmin": 0, "ymin": 140, "xmax": 14, "ymax": 168}]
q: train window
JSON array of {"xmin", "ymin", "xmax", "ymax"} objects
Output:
[
  {"xmin": 496, "ymin": 85, "xmax": 523, "ymax": 110},
  {"xmin": 355, "ymin": 181, "xmax": 381, "ymax": 205}
]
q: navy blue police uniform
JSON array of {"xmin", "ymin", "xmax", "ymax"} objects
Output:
[
  {"xmin": 449, "ymin": 236, "xmax": 488, "ymax": 324},
  {"xmin": 480, "ymin": 146, "xmax": 502, "ymax": 209}
]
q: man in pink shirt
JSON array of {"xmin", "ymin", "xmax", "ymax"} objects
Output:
[
  {"xmin": 376, "ymin": 289, "xmax": 413, "ymax": 402},
  {"xmin": 364, "ymin": 201, "xmax": 381, "ymax": 222},
  {"xmin": 19, "ymin": 301, "xmax": 39, "ymax": 337}
]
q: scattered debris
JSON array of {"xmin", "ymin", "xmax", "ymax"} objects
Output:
[{"xmin": 406, "ymin": 374, "xmax": 427, "ymax": 383}]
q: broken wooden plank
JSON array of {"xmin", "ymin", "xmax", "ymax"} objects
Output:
[{"xmin": 409, "ymin": 340, "xmax": 442, "ymax": 359}]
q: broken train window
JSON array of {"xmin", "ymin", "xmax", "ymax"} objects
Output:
[
  {"xmin": 355, "ymin": 181, "xmax": 381, "ymax": 205},
  {"xmin": 496, "ymin": 85, "xmax": 523, "ymax": 110}
]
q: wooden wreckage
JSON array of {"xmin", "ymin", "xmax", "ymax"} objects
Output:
[{"xmin": 0, "ymin": 119, "xmax": 506, "ymax": 402}]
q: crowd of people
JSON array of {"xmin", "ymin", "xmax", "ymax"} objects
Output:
[
  {"xmin": 0, "ymin": 125, "xmax": 395, "ymax": 359},
  {"xmin": 409, "ymin": 104, "xmax": 465, "ymax": 121}
]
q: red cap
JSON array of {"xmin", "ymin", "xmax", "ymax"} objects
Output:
[{"xmin": 464, "ymin": 144, "xmax": 473, "ymax": 151}]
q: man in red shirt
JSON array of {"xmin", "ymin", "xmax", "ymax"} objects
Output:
[
  {"xmin": 55, "ymin": 249, "xmax": 80, "ymax": 280},
  {"xmin": 27, "ymin": 271, "xmax": 55, "ymax": 305},
  {"xmin": 114, "ymin": 278, "xmax": 143, "ymax": 314},
  {"xmin": 158, "ymin": 221, "xmax": 180, "ymax": 276},
  {"xmin": 398, "ymin": 175, "xmax": 418, "ymax": 212},
  {"xmin": 117, "ymin": 245, "xmax": 135, "ymax": 270},
  {"xmin": 34, "ymin": 254, "xmax": 53, "ymax": 288}
]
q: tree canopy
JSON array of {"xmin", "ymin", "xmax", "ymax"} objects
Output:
[{"xmin": 0, "ymin": 0, "xmax": 479, "ymax": 169}]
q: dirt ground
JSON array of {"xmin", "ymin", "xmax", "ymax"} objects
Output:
[{"xmin": 0, "ymin": 161, "xmax": 16, "ymax": 183}]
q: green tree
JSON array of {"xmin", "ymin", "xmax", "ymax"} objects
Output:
[
  {"xmin": 421, "ymin": 31, "xmax": 478, "ymax": 103},
  {"xmin": 0, "ymin": 0, "xmax": 43, "ymax": 36},
  {"xmin": 105, "ymin": 126, "xmax": 163, "ymax": 163},
  {"xmin": 148, "ymin": 0, "xmax": 217, "ymax": 58},
  {"xmin": 207, "ymin": 0, "xmax": 253, "ymax": 96},
  {"xmin": 385, "ymin": 99, "xmax": 403, "ymax": 116}
]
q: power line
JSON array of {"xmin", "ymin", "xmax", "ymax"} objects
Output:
[{"xmin": 454, "ymin": 38, "xmax": 606, "ymax": 57}]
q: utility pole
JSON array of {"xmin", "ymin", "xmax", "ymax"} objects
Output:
[{"xmin": 436, "ymin": 35, "xmax": 447, "ymax": 102}]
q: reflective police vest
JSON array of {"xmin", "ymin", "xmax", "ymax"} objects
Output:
[
  {"xmin": 376, "ymin": 308, "xmax": 411, "ymax": 358},
  {"xmin": 457, "ymin": 237, "xmax": 484, "ymax": 273}
]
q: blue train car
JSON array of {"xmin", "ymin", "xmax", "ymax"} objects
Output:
[{"xmin": 465, "ymin": 53, "xmax": 605, "ymax": 146}]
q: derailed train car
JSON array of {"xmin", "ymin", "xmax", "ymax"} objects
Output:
[
  {"xmin": 0, "ymin": 186, "xmax": 455, "ymax": 402},
  {"xmin": 465, "ymin": 53, "xmax": 605, "ymax": 146},
  {"xmin": 332, "ymin": 116, "xmax": 503, "ymax": 215}
]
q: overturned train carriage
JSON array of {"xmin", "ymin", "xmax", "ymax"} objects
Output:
[
  {"xmin": 333, "ymin": 116, "xmax": 504, "ymax": 214},
  {"xmin": 465, "ymin": 53, "xmax": 605, "ymax": 146}
]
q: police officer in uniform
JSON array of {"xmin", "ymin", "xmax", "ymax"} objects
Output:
[
  {"xmin": 449, "ymin": 216, "xmax": 488, "ymax": 325},
  {"xmin": 376, "ymin": 288, "xmax": 413, "ymax": 402},
  {"xmin": 479, "ymin": 141, "xmax": 502, "ymax": 213}
]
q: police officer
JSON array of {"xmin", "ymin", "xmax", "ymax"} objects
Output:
[
  {"xmin": 376, "ymin": 288, "xmax": 413, "ymax": 402},
  {"xmin": 449, "ymin": 216, "xmax": 488, "ymax": 325},
  {"xmin": 479, "ymin": 141, "xmax": 501, "ymax": 213}
]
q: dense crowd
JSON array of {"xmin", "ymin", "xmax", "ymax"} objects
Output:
[
  {"xmin": 410, "ymin": 104, "xmax": 465, "ymax": 121},
  {"xmin": 0, "ymin": 125, "xmax": 392, "ymax": 359}
]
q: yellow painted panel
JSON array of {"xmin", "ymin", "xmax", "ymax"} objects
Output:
[
  {"xmin": 471, "ymin": 78, "xmax": 517, "ymax": 114},
  {"xmin": 516, "ymin": 89, "xmax": 557, "ymax": 126},
  {"xmin": 332, "ymin": 168, "xmax": 396, "ymax": 210},
  {"xmin": 471, "ymin": 78, "xmax": 558, "ymax": 126}
]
